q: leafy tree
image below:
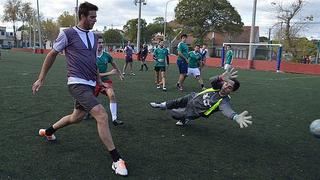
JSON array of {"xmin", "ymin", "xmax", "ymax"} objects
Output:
[
  {"xmin": 144, "ymin": 17, "xmax": 174, "ymax": 44},
  {"xmin": 2, "ymin": 0, "xmax": 21, "ymax": 47},
  {"xmin": 175, "ymin": 0, "xmax": 243, "ymax": 39},
  {"xmin": 18, "ymin": 2, "xmax": 33, "ymax": 46},
  {"xmin": 42, "ymin": 18, "xmax": 59, "ymax": 43},
  {"xmin": 272, "ymin": 0, "xmax": 313, "ymax": 58},
  {"xmin": 57, "ymin": 11, "xmax": 75, "ymax": 27},
  {"xmin": 123, "ymin": 18, "xmax": 147, "ymax": 43},
  {"xmin": 153, "ymin": 17, "xmax": 164, "ymax": 24},
  {"xmin": 293, "ymin": 37, "xmax": 317, "ymax": 60},
  {"xmin": 103, "ymin": 29, "xmax": 123, "ymax": 44},
  {"xmin": 259, "ymin": 36, "xmax": 269, "ymax": 42}
]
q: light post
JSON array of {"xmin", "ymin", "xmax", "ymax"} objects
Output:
[
  {"xmin": 134, "ymin": 0, "xmax": 147, "ymax": 53},
  {"xmin": 248, "ymin": 0, "xmax": 257, "ymax": 65},
  {"xmin": 75, "ymin": 0, "xmax": 79, "ymax": 26},
  {"xmin": 163, "ymin": 0, "xmax": 178, "ymax": 42},
  {"xmin": 36, "ymin": 0, "xmax": 42, "ymax": 49}
]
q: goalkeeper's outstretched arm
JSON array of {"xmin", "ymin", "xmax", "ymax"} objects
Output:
[{"xmin": 220, "ymin": 98, "xmax": 253, "ymax": 128}]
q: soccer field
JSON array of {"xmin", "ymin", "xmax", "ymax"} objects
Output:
[{"xmin": 1, "ymin": 51, "xmax": 320, "ymax": 179}]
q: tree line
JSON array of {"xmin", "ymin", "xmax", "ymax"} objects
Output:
[{"xmin": 2, "ymin": 0, "xmax": 317, "ymax": 60}]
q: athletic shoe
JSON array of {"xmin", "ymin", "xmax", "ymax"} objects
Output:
[
  {"xmin": 122, "ymin": 72, "xmax": 126, "ymax": 75},
  {"xmin": 149, "ymin": 102, "xmax": 166, "ymax": 109},
  {"xmin": 38, "ymin": 129, "xmax": 56, "ymax": 141},
  {"xmin": 162, "ymin": 87, "xmax": 167, "ymax": 91},
  {"xmin": 112, "ymin": 119, "xmax": 124, "ymax": 126},
  {"xmin": 156, "ymin": 85, "xmax": 161, "ymax": 89},
  {"xmin": 130, "ymin": 72, "xmax": 136, "ymax": 76},
  {"xmin": 176, "ymin": 83, "xmax": 183, "ymax": 91},
  {"xmin": 176, "ymin": 83, "xmax": 180, "ymax": 89},
  {"xmin": 175, "ymin": 119, "xmax": 190, "ymax": 126},
  {"xmin": 112, "ymin": 159, "xmax": 128, "ymax": 176}
]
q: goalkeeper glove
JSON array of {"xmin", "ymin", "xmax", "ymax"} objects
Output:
[
  {"xmin": 233, "ymin": 111, "xmax": 253, "ymax": 128},
  {"xmin": 220, "ymin": 67, "xmax": 238, "ymax": 83}
]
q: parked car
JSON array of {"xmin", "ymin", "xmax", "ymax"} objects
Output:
[
  {"xmin": 115, "ymin": 48, "xmax": 124, "ymax": 53},
  {"xmin": 1, "ymin": 44, "xmax": 11, "ymax": 49}
]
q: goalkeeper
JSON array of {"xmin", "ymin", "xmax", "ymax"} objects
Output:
[{"xmin": 149, "ymin": 68, "xmax": 252, "ymax": 128}]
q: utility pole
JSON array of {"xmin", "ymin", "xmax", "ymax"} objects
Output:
[
  {"xmin": 134, "ymin": 0, "xmax": 146, "ymax": 53},
  {"xmin": 36, "ymin": 0, "xmax": 42, "ymax": 49},
  {"xmin": 75, "ymin": 0, "xmax": 79, "ymax": 26},
  {"xmin": 164, "ymin": 0, "xmax": 178, "ymax": 41},
  {"xmin": 248, "ymin": 0, "xmax": 257, "ymax": 64},
  {"xmin": 33, "ymin": 12, "xmax": 36, "ymax": 48}
]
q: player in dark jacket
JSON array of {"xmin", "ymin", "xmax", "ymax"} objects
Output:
[{"xmin": 150, "ymin": 68, "xmax": 252, "ymax": 127}]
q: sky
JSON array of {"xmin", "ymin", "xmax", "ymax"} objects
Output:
[{"xmin": 0, "ymin": 0, "xmax": 319, "ymax": 39}]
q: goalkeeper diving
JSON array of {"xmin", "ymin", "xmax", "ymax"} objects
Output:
[{"xmin": 150, "ymin": 68, "xmax": 252, "ymax": 128}]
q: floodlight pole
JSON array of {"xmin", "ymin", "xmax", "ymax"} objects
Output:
[
  {"xmin": 36, "ymin": 0, "xmax": 42, "ymax": 49},
  {"xmin": 135, "ymin": 0, "xmax": 146, "ymax": 53},
  {"xmin": 248, "ymin": 0, "xmax": 257, "ymax": 67},
  {"xmin": 75, "ymin": 0, "xmax": 79, "ymax": 26},
  {"xmin": 164, "ymin": 0, "xmax": 177, "ymax": 41}
]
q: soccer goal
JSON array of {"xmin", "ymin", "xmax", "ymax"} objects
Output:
[{"xmin": 221, "ymin": 42, "xmax": 283, "ymax": 72}]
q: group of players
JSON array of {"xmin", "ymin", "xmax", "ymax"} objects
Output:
[
  {"xmin": 121, "ymin": 35, "xmax": 209, "ymax": 92},
  {"xmin": 31, "ymin": 2, "xmax": 252, "ymax": 177}
]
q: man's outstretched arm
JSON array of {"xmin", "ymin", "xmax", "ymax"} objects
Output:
[{"xmin": 32, "ymin": 50, "xmax": 59, "ymax": 94}]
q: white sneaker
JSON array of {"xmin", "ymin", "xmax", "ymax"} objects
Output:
[
  {"xmin": 112, "ymin": 159, "xmax": 128, "ymax": 176},
  {"xmin": 175, "ymin": 119, "xmax": 190, "ymax": 126},
  {"xmin": 149, "ymin": 102, "xmax": 166, "ymax": 109},
  {"xmin": 176, "ymin": 120, "xmax": 184, "ymax": 126},
  {"xmin": 39, "ymin": 129, "xmax": 56, "ymax": 141}
]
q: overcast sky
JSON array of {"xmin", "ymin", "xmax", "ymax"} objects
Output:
[{"xmin": 0, "ymin": 0, "xmax": 319, "ymax": 39}]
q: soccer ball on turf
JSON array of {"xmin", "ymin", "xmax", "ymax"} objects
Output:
[{"xmin": 309, "ymin": 119, "xmax": 320, "ymax": 138}]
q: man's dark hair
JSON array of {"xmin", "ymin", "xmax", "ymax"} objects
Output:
[
  {"xmin": 231, "ymin": 78, "xmax": 240, "ymax": 91},
  {"xmin": 78, "ymin": 2, "xmax": 98, "ymax": 20},
  {"xmin": 195, "ymin": 44, "xmax": 200, "ymax": 48},
  {"xmin": 226, "ymin": 44, "xmax": 232, "ymax": 48},
  {"xmin": 181, "ymin": 34, "xmax": 187, "ymax": 39}
]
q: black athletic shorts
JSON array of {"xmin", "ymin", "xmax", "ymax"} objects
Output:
[{"xmin": 154, "ymin": 66, "xmax": 166, "ymax": 72}]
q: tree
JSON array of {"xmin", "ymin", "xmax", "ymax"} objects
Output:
[
  {"xmin": 57, "ymin": 11, "xmax": 75, "ymax": 27},
  {"xmin": 18, "ymin": 2, "xmax": 33, "ymax": 46},
  {"xmin": 144, "ymin": 17, "xmax": 171, "ymax": 43},
  {"xmin": 3, "ymin": 0, "xmax": 21, "ymax": 47},
  {"xmin": 259, "ymin": 36, "xmax": 269, "ymax": 42},
  {"xmin": 153, "ymin": 17, "xmax": 164, "ymax": 24},
  {"xmin": 175, "ymin": 0, "xmax": 243, "ymax": 39},
  {"xmin": 123, "ymin": 18, "xmax": 147, "ymax": 43},
  {"xmin": 272, "ymin": 0, "xmax": 313, "ymax": 57},
  {"xmin": 42, "ymin": 18, "xmax": 59, "ymax": 45},
  {"xmin": 103, "ymin": 29, "xmax": 123, "ymax": 45},
  {"xmin": 293, "ymin": 37, "xmax": 317, "ymax": 61}
]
